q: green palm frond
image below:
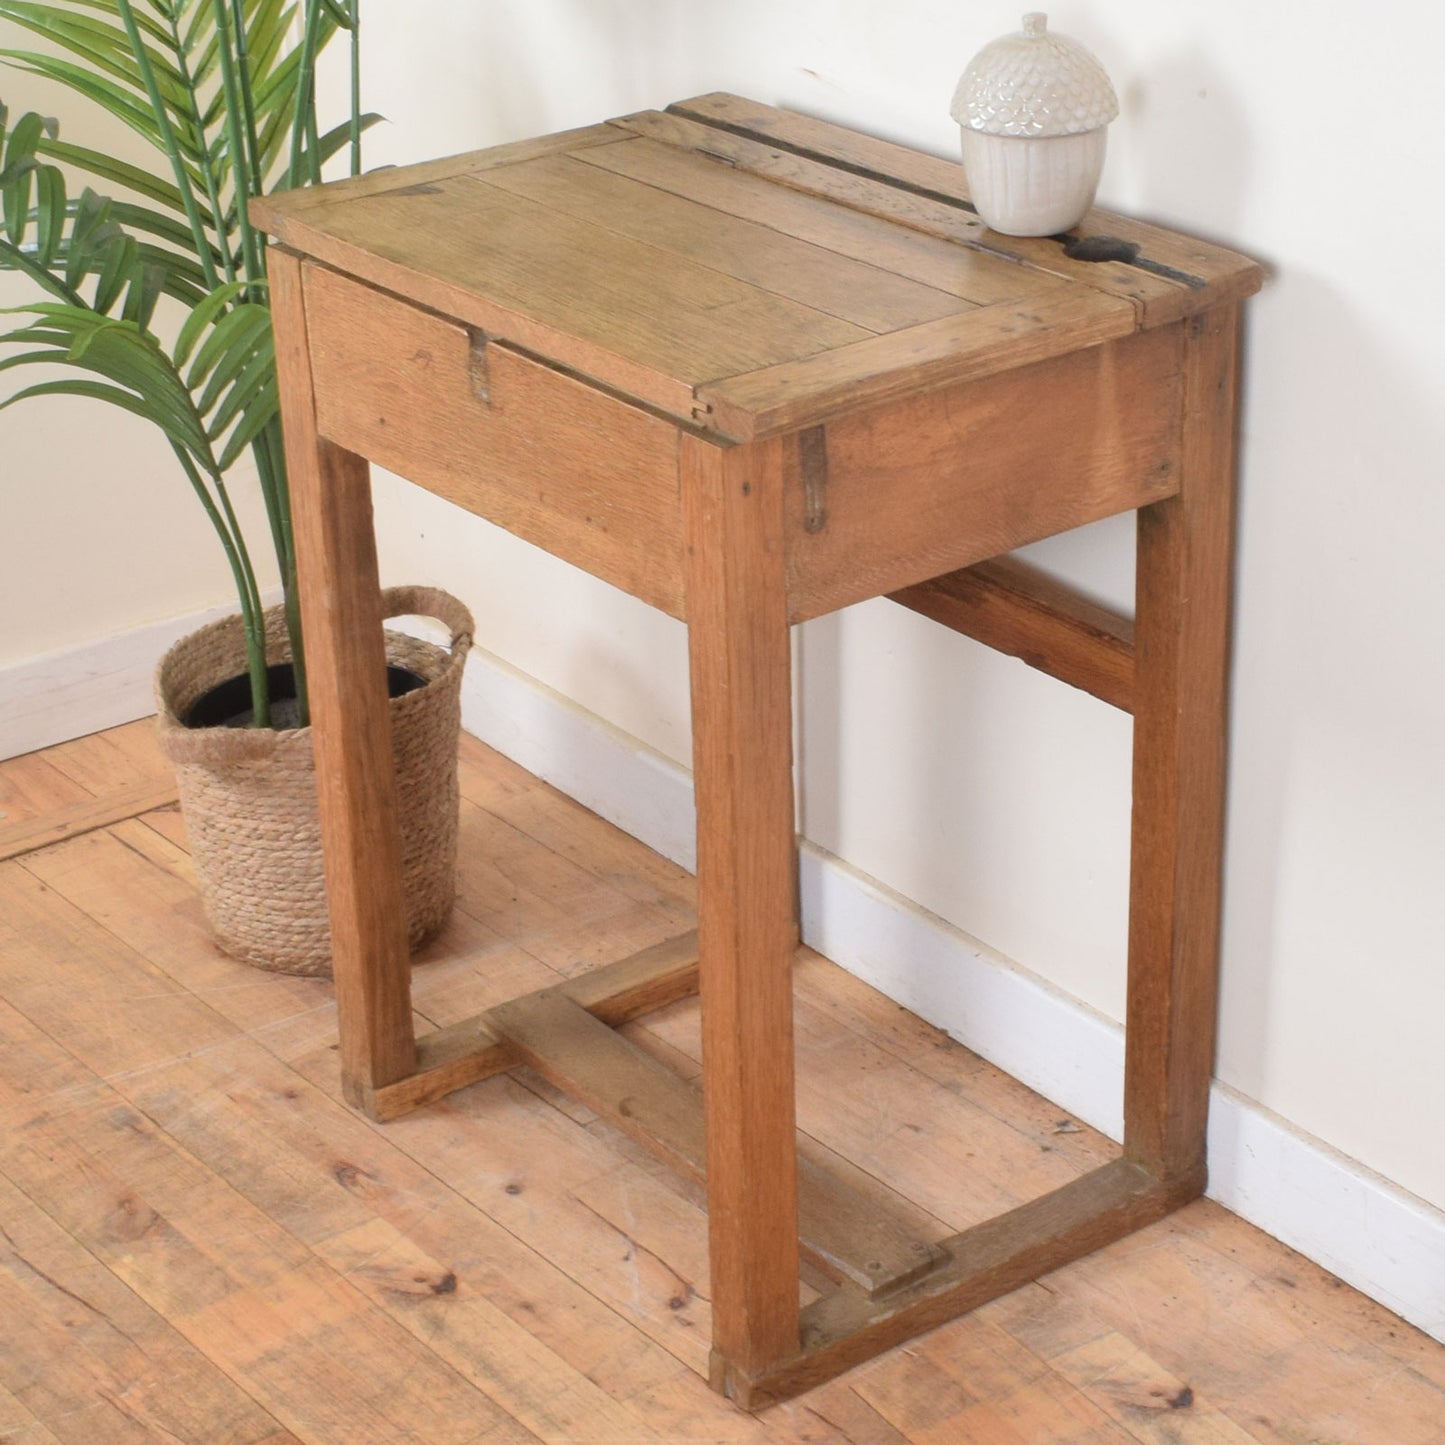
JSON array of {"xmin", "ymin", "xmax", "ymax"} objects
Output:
[
  {"xmin": 1, "ymin": 0, "xmax": 361, "ymax": 270},
  {"xmin": 0, "ymin": 305, "xmax": 213, "ymax": 459},
  {"xmin": 0, "ymin": 293, "xmax": 281, "ymax": 474},
  {"xmin": 0, "ymin": 106, "xmax": 167, "ymax": 324},
  {"xmin": 1, "ymin": 0, "xmax": 372, "ymax": 726}
]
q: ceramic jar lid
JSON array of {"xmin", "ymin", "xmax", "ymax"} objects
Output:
[{"xmin": 950, "ymin": 12, "xmax": 1118, "ymax": 139}]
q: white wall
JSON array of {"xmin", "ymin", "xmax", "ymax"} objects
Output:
[
  {"xmin": 0, "ymin": 43, "xmax": 279, "ymax": 667},
  {"xmin": 4, "ymin": 3, "xmax": 1441, "ymax": 1233}
]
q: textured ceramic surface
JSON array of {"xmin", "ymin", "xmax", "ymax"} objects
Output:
[
  {"xmin": 951, "ymin": 13, "xmax": 1116, "ymax": 236},
  {"xmin": 951, "ymin": 12, "xmax": 1117, "ymax": 138},
  {"xmin": 960, "ymin": 128, "xmax": 1106, "ymax": 236}
]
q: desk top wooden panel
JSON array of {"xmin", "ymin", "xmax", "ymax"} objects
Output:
[{"xmin": 254, "ymin": 93, "xmax": 1261, "ymax": 442}]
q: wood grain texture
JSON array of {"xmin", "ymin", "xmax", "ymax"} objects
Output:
[
  {"xmin": 0, "ymin": 868, "xmax": 522, "ymax": 1444},
  {"xmin": 263, "ymin": 167, "xmax": 872, "ymax": 420},
  {"xmin": 489, "ymin": 991, "xmax": 943, "ymax": 1297},
  {"xmin": 0, "ymin": 751, "xmax": 95, "ymax": 824},
  {"xmin": 682, "ymin": 433, "xmax": 802, "ymax": 1379},
  {"xmin": 18, "ymin": 819, "xmax": 335, "ymax": 1064},
  {"xmin": 0, "ymin": 779, "xmax": 179, "ymax": 861},
  {"xmin": 252, "ymin": 121, "xmax": 625, "ymax": 224},
  {"xmin": 40, "ymin": 718, "xmax": 174, "ymax": 793},
  {"xmin": 455, "ymin": 172, "xmax": 872, "ymax": 378},
  {"xmin": 846, "ymin": 1321, "xmax": 1133, "ymax": 1442},
  {"xmin": 612, "ymin": 108, "xmax": 1187, "ymax": 324},
  {"xmin": 664, "ymin": 94, "xmax": 1265, "ymax": 325},
  {"xmin": 358, "ymin": 931, "xmax": 703, "ymax": 1122},
  {"xmin": 700, "ymin": 286, "xmax": 1137, "ymax": 439},
  {"xmin": 8, "ymin": 722, "xmax": 1445, "ymax": 1443},
  {"xmin": 490, "ymin": 991, "xmax": 706, "ymax": 1178},
  {"xmin": 784, "ymin": 325, "xmax": 1183, "ymax": 623},
  {"xmin": 578, "ymin": 134, "xmax": 1066, "ymax": 306},
  {"xmin": 1047, "ymin": 1330, "xmax": 1259, "ymax": 1441},
  {"xmin": 733, "ymin": 1161, "xmax": 1192, "ymax": 1410},
  {"xmin": 302, "ymin": 262, "xmax": 688, "ymax": 618},
  {"xmin": 474, "ymin": 151, "xmax": 973, "ymax": 335},
  {"xmin": 270, "ymin": 247, "xmax": 416, "ymax": 1094},
  {"xmin": 0, "ymin": 1168, "xmax": 292, "ymax": 1443},
  {"xmin": 888, "ymin": 556, "xmax": 1136, "ymax": 712},
  {"xmin": 1123, "ymin": 304, "xmax": 1241, "ymax": 1185},
  {"xmin": 264, "ymin": 178, "xmax": 688, "ymax": 419}
]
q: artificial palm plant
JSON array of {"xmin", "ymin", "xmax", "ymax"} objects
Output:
[{"xmin": 0, "ymin": 0, "xmax": 376, "ymax": 726}]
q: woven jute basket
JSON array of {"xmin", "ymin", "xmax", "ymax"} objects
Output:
[{"xmin": 154, "ymin": 586, "xmax": 473, "ymax": 977}]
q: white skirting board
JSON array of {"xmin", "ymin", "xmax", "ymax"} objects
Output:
[
  {"xmin": 0, "ymin": 591, "xmax": 283, "ymax": 763},
  {"xmin": 3, "ymin": 602, "xmax": 235, "ymax": 761},
  {"xmin": 4, "ymin": 617, "xmax": 1442, "ymax": 1343}
]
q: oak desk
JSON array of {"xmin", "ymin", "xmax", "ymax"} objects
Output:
[{"xmin": 255, "ymin": 93, "xmax": 1262, "ymax": 1408}]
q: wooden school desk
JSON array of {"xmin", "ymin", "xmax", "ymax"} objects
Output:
[{"xmin": 255, "ymin": 94, "xmax": 1261, "ymax": 1408}]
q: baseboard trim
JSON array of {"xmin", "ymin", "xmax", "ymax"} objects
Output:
[
  {"xmin": 0, "ymin": 594, "xmax": 281, "ymax": 762},
  {"xmin": 458, "ymin": 645, "xmax": 1445, "ymax": 1345},
  {"xmin": 6, "ymin": 627, "xmax": 1440, "ymax": 1342},
  {"xmin": 458, "ymin": 646, "xmax": 699, "ymax": 875}
]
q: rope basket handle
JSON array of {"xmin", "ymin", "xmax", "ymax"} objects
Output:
[{"xmin": 380, "ymin": 586, "xmax": 474, "ymax": 660}]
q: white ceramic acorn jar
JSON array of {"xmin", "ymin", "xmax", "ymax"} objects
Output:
[{"xmin": 951, "ymin": 12, "xmax": 1118, "ymax": 237}]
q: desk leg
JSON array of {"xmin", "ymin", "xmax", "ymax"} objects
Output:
[
  {"xmin": 271, "ymin": 249, "xmax": 416, "ymax": 1100},
  {"xmin": 1124, "ymin": 304, "xmax": 1240, "ymax": 1185},
  {"xmin": 682, "ymin": 434, "xmax": 801, "ymax": 1389}
]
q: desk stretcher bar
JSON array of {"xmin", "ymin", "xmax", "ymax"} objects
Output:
[{"xmin": 355, "ymin": 917, "xmax": 1194, "ymax": 1408}]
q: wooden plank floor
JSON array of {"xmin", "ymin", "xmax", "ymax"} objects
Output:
[{"xmin": 1, "ymin": 720, "xmax": 1442, "ymax": 1443}]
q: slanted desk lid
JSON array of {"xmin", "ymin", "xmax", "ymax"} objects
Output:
[{"xmin": 253, "ymin": 94, "xmax": 1257, "ymax": 440}]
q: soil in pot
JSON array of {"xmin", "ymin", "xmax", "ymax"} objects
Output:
[{"xmin": 183, "ymin": 662, "xmax": 426, "ymax": 730}]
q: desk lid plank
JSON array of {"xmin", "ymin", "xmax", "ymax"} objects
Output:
[
  {"xmin": 702, "ymin": 286, "xmax": 1136, "ymax": 440},
  {"xmin": 575, "ymin": 136, "xmax": 1062, "ymax": 309},
  {"xmin": 254, "ymin": 95, "xmax": 1261, "ymax": 439},
  {"xmin": 665, "ymin": 93, "xmax": 1264, "ymax": 325},
  {"xmin": 271, "ymin": 173, "xmax": 870, "ymax": 398},
  {"xmin": 471, "ymin": 150, "xmax": 976, "ymax": 335},
  {"xmin": 253, "ymin": 121, "xmax": 625, "ymax": 221},
  {"xmin": 615, "ymin": 108, "xmax": 1196, "ymax": 326}
]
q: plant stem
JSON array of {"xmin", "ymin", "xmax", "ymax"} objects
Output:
[
  {"xmin": 208, "ymin": 0, "xmax": 264, "ymax": 291},
  {"xmin": 288, "ymin": 0, "xmax": 324, "ymax": 187},
  {"xmin": 164, "ymin": 6, "xmax": 235, "ymax": 286},
  {"xmin": 349, "ymin": 0, "xmax": 361, "ymax": 176},
  {"xmin": 253, "ymin": 412, "xmax": 306, "ymax": 715},
  {"xmin": 214, "ymin": 470, "xmax": 270, "ymax": 725},
  {"xmin": 283, "ymin": 562, "xmax": 308, "ymax": 728},
  {"xmin": 115, "ymin": 0, "xmax": 222, "ymax": 294},
  {"xmin": 228, "ymin": 0, "xmax": 265, "ymax": 200},
  {"xmin": 251, "ymin": 420, "xmax": 287, "ymax": 575},
  {"xmin": 172, "ymin": 441, "xmax": 269, "ymax": 726}
]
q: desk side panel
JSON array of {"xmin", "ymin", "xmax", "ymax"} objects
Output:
[
  {"xmin": 785, "ymin": 325, "xmax": 1183, "ymax": 623},
  {"xmin": 302, "ymin": 263, "xmax": 686, "ymax": 618}
]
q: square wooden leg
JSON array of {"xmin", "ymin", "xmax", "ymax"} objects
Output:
[
  {"xmin": 271, "ymin": 248, "xmax": 416, "ymax": 1099},
  {"xmin": 682, "ymin": 433, "xmax": 803, "ymax": 1388},
  {"xmin": 1124, "ymin": 303, "xmax": 1241, "ymax": 1185},
  {"xmin": 692, "ymin": 306, "xmax": 1244, "ymax": 1411}
]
